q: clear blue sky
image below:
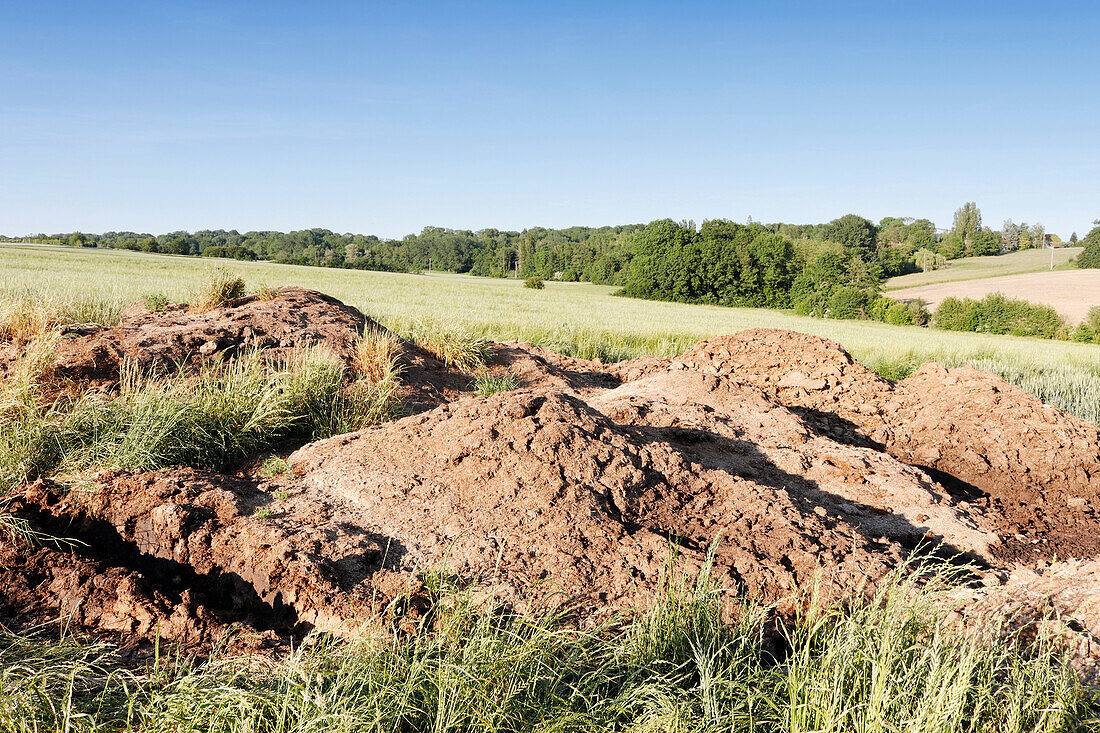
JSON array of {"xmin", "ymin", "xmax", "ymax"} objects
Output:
[{"xmin": 2, "ymin": 1, "xmax": 1097, "ymax": 238}]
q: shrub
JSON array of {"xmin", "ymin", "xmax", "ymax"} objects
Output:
[
  {"xmin": 190, "ymin": 268, "xmax": 246, "ymax": 312},
  {"xmin": 906, "ymin": 299, "xmax": 931, "ymax": 326},
  {"xmin": 884, "ymin": 301, "xmax": 915, "ymax": 325},
  {"xmin": 867, "ymin": 294, "xmax": 892, "ymax": 322},
  {"xmin": 1086, "ymin": 305, "xmax": 1100, "ymax": 333},
  {"xmin": 934, "ymin": 296, "xmax": 979, "ymax": 331},
  {"xmin": 524, "ymin": 276, "xmax": 544, "ymax": 290},
  {"xmin": 825, "ymin": 286, "xmax": 871, "ymax": 320},
  {"xmin": 793, "ymin": 291, "xmax": 828, "ymax": 318},
  {"xmin": 935, "ymin": 293, "xmax": 1064, "ymax": 339},
  {"xmin": 140, "ymin": 293, "xmax": 170, "ymax": 312},
  {"xmin": 1072, "ymin": 323, "xmax": 1094, "ymax": 343}
]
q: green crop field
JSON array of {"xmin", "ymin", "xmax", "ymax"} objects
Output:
[
  {"xmin": 883, "ymin": 246, "xmax": 1082, "ymax": 290},
  {"xmin": 6, "ymin": 242, "xmax": 1100, "ymax": 424}
]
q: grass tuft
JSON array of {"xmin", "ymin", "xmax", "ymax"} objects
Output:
[
  {"xmin": 259, "ymin": 456, "xmax": 291, "ymax": 478},
  {"xmin": 189, "ymin": 268, "xmax": 246, "ymax": 312},
  {"xmin": 474, "ymin": 371, "xmax": 519, "ymax": 396},
  {"xmin": 254, "ymin": 283, "xmax": 280, "ymax": 301},
  {"xmin": 410, "ymin": 320, "xmax": 490, "ymax": 372},
  {"xmin": 354, "ymin": 328, "xmax": 404, "ymax": 383}
]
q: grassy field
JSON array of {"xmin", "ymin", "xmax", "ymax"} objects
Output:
[
  {"xmin": 883, "ymin": 246, "xmax": 1082, "ymax": 290},
  {"xmin": 6, "ymin": 243, "xmax": 1100, "ymax": 424}
]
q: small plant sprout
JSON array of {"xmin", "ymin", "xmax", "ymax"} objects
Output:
[
  {"xmin": 260, "ymin": 456, "xmax": 291, "ymax": 478},
  {"xmin": 474, "ymin": 371, "xmax": 519, "ymax": 396},
  {"xmin": 253, "ymin": 506, "xmax": 272, "ymax": 520},
  {"xmin": 141, "ymin": 292, "xmax": 171, "ymax": 312}
]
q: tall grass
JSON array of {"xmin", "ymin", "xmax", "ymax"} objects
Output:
[
  {"xmin": 410, "ymin": 320, "xmax": 491, "ymax": 373},
  {"xmin": 0, "ymin": 288, "xmax": 123, "ymax": 343},
  {"xmin": 1, "ymin": 563, "xmax": 1094, "ymax": 732},
  {"xmin": 189, "ymin": 268, "xmax": 246, "ymax": 313},
  {"xmin": 0, "ymin": 346, "xmax": 400, "ymax": 493}
]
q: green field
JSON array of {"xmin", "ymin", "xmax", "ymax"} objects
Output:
[
  {"xmin": 6, "ymin": 243, "xmax": 1100, "ymax": 424},
  {"xmin": 883, "ymin": 246, "xmax": 1082, "ymax": 290}
]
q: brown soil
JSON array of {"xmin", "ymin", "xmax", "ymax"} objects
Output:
[
  {"xmin": 3, "ymin": 296, "xmax": 1100, "ymax": 661},
  {"xmin": 669, "ymin": 329, "xmax": 1100, "ymax": 562}
]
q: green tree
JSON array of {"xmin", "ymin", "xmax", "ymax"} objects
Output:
[
  {"xmin": 1002, "ymin": 220, "xmax": 1020, "ymax": 251},
  {"xmin": 1077, "ymin": 225, "xmax": 1100, "ymax": 268},
  {"xmin": 970, "ymin": 228, "xmax": 1002, "ymax": 257},
  {"xmin": 69, "ymin": 232, "xmax": 87, "ymax": 247},
  {"xmin": 824, "ymin": 214, "xmax": 877, "ymax": 260},
  {"xmin": 951, "ymin": 202, "xmax": 981, "ymax": 249},
  {"xmin": 913, "ymin": 248, "xmax": 946, "ymax": 272}
]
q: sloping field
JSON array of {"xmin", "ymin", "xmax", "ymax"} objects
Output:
[
  {"xmin": 883, "ymin": 246, "xmax": 1082, "ymax": 290},
  {"xmin": 889, "ymin": 269, "xmax": 1100, "ymax": 323}
]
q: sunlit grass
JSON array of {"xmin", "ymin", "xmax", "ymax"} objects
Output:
[
  {"xmin": 0, "ymin": 561, "xmax": 1095, "ymax": 732},
  {"xmin": 4, "ymin": 243, "xmax": 1100, "ymax": 424}
]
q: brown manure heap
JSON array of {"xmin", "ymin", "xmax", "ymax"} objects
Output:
[{"xmin": 3, "ymin": 289, "xmax": 1100, "ymax": 668}]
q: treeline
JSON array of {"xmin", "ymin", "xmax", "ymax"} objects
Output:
[
  {"xmin": 620, "ymin": 215, "xmax": 930, "ymax": 326},
  {"xmin": 4, "ymin": 226, "xmax": 643, "ymax": 283},
  {"xmin": 6, "ymin": 204, "xmax": 1094, "ymax": 337},
  {"xmin": 2, "ymin": 203, "xmax": 1073, "ymax": 290}
]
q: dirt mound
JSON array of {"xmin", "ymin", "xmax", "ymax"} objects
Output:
[
  {"xmin": 589, "ymin": 369, "xmax": 998, "ymax": 561},
  {"xmin": 287, "ymin": 388, "xmax": 917, "ymax": 611},
  {"xmin": 44, "ymin": 287, "xmax": 366, "ymax": 383},
  {"xmin": 4, "ymin": 295, "xmax": 1100, "ymax": 658},
  {"xmin": 673, "ymin": 328, "xmax": 893, "ymax": 442},
  {"xmin": 672, "ymin": 328, "xmax": 1100, "ymax": 562}
]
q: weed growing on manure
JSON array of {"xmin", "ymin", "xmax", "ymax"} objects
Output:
[
  {"xmin": 410, "ymin": 320, "xmax": 490, "ymax": 372},
  {"xmin": 474, "ymin": 371, "xmax": 519, "ymax": 396},
  {"xmin": 0, "ymin": 288, "xmax": 122, "ymax": 343},
  {"xmin": 189, "ymin": 268, "xmax": 246, "ymax": 312},
  {"xmin": 0, "ymin": 345, "xmax": 401, "ymax": 493},
  {"xmin": 259, "ymin": 456, "xmax": 291, "ymax": 478},
  {"xmin": 354, "ymin": 328, "xmax": 404, "ymax": 383}
]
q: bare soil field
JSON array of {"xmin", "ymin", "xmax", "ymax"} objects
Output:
[
  {"xmin": 3, "ymin": 286, "xmax": 1100, "ymax": 683},
  {"xmin": 889, "ymin": 269, "xmax": 1100, "ymax": 323}
]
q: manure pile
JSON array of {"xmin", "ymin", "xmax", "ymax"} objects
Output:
[{"xmin": 3, "ymin": 288, "xmax": 1100, "ymax": 669}]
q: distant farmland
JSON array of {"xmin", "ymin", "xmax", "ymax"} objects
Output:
[
  {"xmin": 888, "ymin": 269, "xmax": 1100, "ymax": 323},
  {"xmin": 883, "ymin": 246, "xmax": 1082, "ymax": 290}
]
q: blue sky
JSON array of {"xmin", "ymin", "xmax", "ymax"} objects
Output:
[{"xmin": 2, "ymin": 1, "xmax": 1097, "ymax": 238}]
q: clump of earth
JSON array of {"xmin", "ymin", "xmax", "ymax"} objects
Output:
[{"xmin": 3, "ymin": 288, "xmax": 1099, "ymax": 677}]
